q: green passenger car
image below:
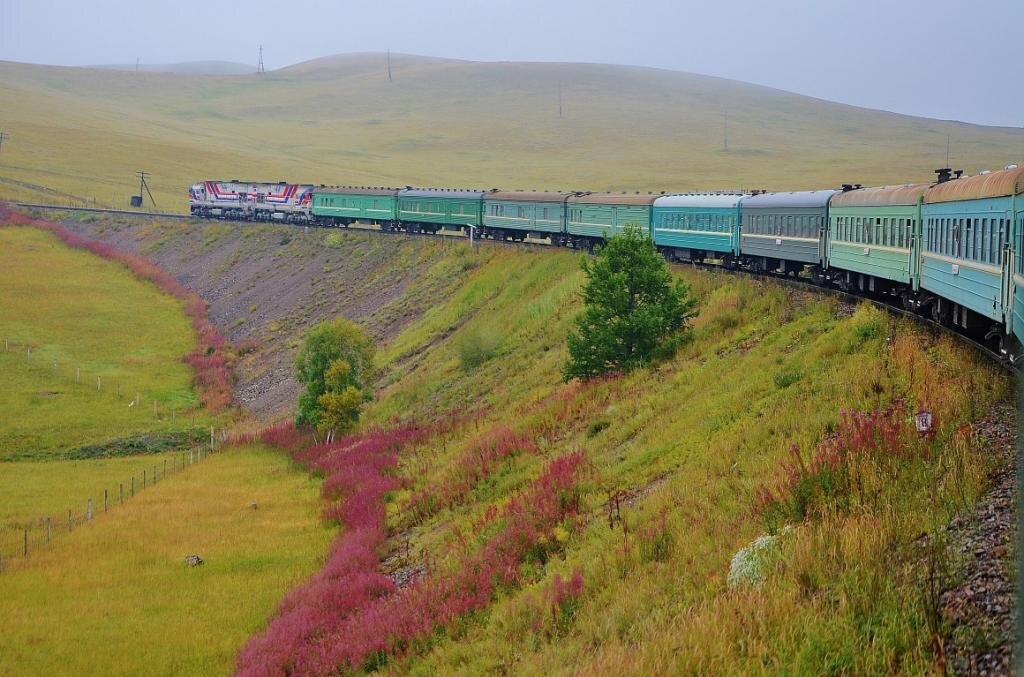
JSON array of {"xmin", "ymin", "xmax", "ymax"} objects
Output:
[
  {"xmin": 827, "ymin": 184, "xmax": 928, "ymax": 299},
  {"xmin": 396, "ymin": 188, "xmax": 485, "ymax": 234},
  {"xmin": 482, "ymin": 191, "xmax": 571, "ymax": 243},
  {"xmin": 565, "ymin": 193, "xmax": 657, "ymax": 248},
  {"xmin": 311, "ymin": 186, "xmax": 399, "ymax": 226}
]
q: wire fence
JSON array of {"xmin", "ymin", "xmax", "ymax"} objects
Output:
[
  {"xmin": 2, "ymin": 335, "xmax": 203, "ymax": 428},
  {"xmin": 0, "ymin": 436, "xmax": 228, "ymax": 572},
  {"xmin": 1, "ymin": 333, "xmax": 228, "ymax": 571}
]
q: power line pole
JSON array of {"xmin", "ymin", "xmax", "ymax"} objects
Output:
[
  {"xmin": 258, "ymin": 45, "xmax": 265, "ymax": 75},
  {"xmin": 386, "ymin": 49, "xmax": 392, "ymax": 82},
  {"xmin": 136, "ymin": 170, "xmax": 156, "ymax": 208}
]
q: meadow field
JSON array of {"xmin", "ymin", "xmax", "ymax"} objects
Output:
[
  {"xmin": 0, "ymin": 226, "xmax": 204, "ymax": 459},
  {"xmin": 0, "ymin": 444, "xmax": 332, "ymax": 675},
  {"xmin": 1, "ymin": 53, "xmax": 1023, "ymax": 211},
  {"xmin": 0, "ymin": 221, "xmax": 333, "ymax": 675}
]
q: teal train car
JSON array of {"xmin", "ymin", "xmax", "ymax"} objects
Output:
[
  {"xmin": 566, "ymin": 193, "xmax": 657, "ymax": 249},
  {"xmin": 826, "ymin": 184, "xmax": 928, "ymax": 303},
  {"xmin": 396, "ymin": 188, "xmax": 485, "ymax": 234},
  {"xmin": 921, "ymin": 167, "xmax": 1024, "ymax": 341},
  {"xmin": 482, "ymin": 191, "xmax": 571, "ymax": 243},
  {"xmin": 311, "ymin": 186, "xmax": 399, "ymax": 226},
  {"xmin": 652, "ymin": 193, "xmax": 745, "ymax": 262},
  {"xmin": 739, "ymin": 190, "xmax": 836, "ymax": 276}
]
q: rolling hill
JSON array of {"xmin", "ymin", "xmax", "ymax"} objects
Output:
[{"xmin": 0, "ymin": 52, "xmax": 1022, "ymax": 211}]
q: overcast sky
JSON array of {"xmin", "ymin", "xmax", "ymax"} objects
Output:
[{"xmin": 1, "ymin": 0, "xmax": 1021, "ymax": 127}]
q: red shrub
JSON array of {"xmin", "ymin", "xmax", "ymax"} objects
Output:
[
  {"xmin": 408, "ymin": 423, "xmax": 540, "ymax": 520},
  {"xmin": 236, "ymin": 440, "xmax": 586, "ymax": 675}
]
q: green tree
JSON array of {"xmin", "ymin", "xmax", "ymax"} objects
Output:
[
  {"xmin": 294, "ymin": 318, "xmax": 375, "ymax": 437},
  {"xmin": 564, "ymin": 226, "xmax": 696, "ymax": 380}
]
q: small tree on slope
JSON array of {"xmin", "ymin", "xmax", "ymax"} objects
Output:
[
  {"xmin": 564, "ymin": 226, "xmax": 696, "ymax": 380},
  {"xmin": 294, "ymin": 318, "xmax": 375, "ymax": 439}
]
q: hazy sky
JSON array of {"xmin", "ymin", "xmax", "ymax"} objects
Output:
[{"xmin": 1, "ymin": 0, "xmax": 1021, "ymax": 127}]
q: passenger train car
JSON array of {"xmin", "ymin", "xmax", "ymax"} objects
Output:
[{"xmin": 189, "ymin": 164, "xmax": 1024, "ymax": 356}]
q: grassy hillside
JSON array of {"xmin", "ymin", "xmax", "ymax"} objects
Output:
[
  {"xmin": 0, "ymin": 445, "xmax": 333, "ymax": 675},
  {"xmin": 0, "ymin": 226, "xmax": 209, "ymax": 458},
  {"xmin": 0, "ymin": 53, "xmax": 1022, "ymax": 211},
  {"xmin": 69, "ymin": 217, "xmax": 1010, "ymax": 673},
  {"xmin": 346, "ymin": 240, "xmax": 1010, "ymax": 673}
]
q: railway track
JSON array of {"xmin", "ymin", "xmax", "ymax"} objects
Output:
[{"xmin": 11, "ymin": 201, "xmax": 1015, "ymax": 372}]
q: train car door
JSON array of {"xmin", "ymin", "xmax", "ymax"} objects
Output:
[{"xmin": 1000, "ymin": 209, "xmax": 1015, "ymax": 331}]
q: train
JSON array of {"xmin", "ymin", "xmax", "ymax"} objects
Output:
[{"xmin": 189, "ymin": 165, "xmax": 1024, "ymax": 357}]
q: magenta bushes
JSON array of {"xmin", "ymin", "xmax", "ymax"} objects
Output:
[
  {"xmin": 754, "ymin": 403, "xmax": 932, "ymax": 529},
  {"xmin": 408, "ymin": 423, "xmax": 539, "ymax": 520},
  {"xmin": 237, "ymin": 421, "xmax": 586, "ymax": 675},
  {"xmin": 1, "ymin": 205, "xmax": 235, "ymax": 412}
]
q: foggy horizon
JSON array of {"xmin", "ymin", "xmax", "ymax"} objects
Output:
[{"xmin": 2, "ymin": 0, "xmax": 1022, "ymax": 128}]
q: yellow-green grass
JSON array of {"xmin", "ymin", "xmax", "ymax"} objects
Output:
[
  {"xmin": 0, "ymin": 54, "xmax": 1022, "ymax": 211},
  {"xmin": 0, "ymin": 226, "xmax": 210, "ymax": 459},
  {"xmin": 0, "ymin": 452, "xmax": 189, "ymax": 525},
  {"xmin": 0, "ymin": 444, "xmax": 333, "ymax": 676},
  {"xmin": 329, "ymin": 237, "xmax": 1010, "ymax": 673}
]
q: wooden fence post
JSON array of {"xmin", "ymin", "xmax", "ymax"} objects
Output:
[
  {"xmin": 143, "ymin": 469, "xmax": 146, "ymax": 488},
  {"xmin": 86, "ymin": 498, "xmax": 93, "ymax": 522},
  {"xmin": 131, "ymin": 476, "xmax": 135, "ymax": 497},
  {"xmin": 104, "ymin": 489, "xmax": 108, "ymax": 513},
  {"xmin": 46, "ymin": 517, "xmax": 52, "ymax": 543},
  {"xmin": 163, "ymin": 459, "xmax": 167, "ymax": 477},
  {"xmin": 67, "ymin": 509, "xmax": 72, "ymax": 531},
  {"xmin": 120, "ymin": 482, "xmax": 124, "ymax": 504},
  {"xmin": 23, "ymin": 528, "xmax": 28, "ymax": 557}
]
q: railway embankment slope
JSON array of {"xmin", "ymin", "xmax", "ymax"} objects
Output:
[{"xmin": 66, "ymin": 213, "xmax": 1015, "ymax": 673}]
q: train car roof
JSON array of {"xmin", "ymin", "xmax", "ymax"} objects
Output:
[
  {"xmin": 567, "ymin": 192, "xmax": 659, "ymax": 206},
  {"xmin": 315, "ymin": 186, "xmax": 400, "ymax": 196},
  {"xmin": 924, "ymin": 166, "xmax": 1024, "ymax": 204},
  {"xmin": 741, "ymin": 190, "xmax": 838, "ymax": 209},
  {"xmin": 399, "ymin": 188, "xmax": 487, "ymax": 198},
  {"xmin": 486, "ymin": 190, "xmax": 573, "ymax": 202},
  {"xmin": 653, "ymin": 193, "xmax": 746, "ymax": 209},
  {"xmin": 829, "ymin": 183, "xmax": 930, "ymax": 208}
]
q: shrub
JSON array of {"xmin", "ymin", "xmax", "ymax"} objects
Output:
[
  {"xmin": 565, "ymin": 226, "xmax": 697, "ymax": 380},
  {"xmin": 456, "ymin": 328, "xmax": 501, "ymax": 372}
]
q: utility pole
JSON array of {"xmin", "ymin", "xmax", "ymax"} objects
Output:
[
  {"xmin": 136, "ymin": 170, "xmax": 156, "ymax": 208},
  {"xmin": 386, "ymin": 49, "xmax": 392, "ymax": 82},
  {"xmin": 258, "ymin": 45, "xmax": 265, "ymax": 75}
]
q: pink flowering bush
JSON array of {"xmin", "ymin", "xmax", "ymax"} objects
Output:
[
  {"xmin": 236, "ymin": 423, "xmax": 586, "ymax": 675},
  {"xmin": 408, "ymin": 423, "xmax": 539, "ymax": 521}
]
